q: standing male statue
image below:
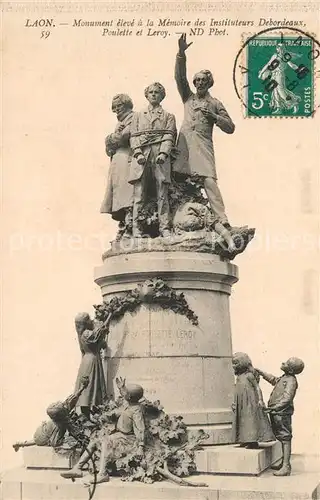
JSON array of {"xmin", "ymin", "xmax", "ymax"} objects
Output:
[
  {"xmin": 129, "ymin": 83, "xmax": 177, "ymax": 238},
  {"xmin": 100, "ymin": 94, "xmax": 134, "ymax": 240},
  {"xmin": 174, "ymin": 34, "xmax": 236, "ymax": 249}
]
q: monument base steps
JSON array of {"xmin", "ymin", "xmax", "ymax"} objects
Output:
[
  {"xmin": 20, "ymin": 442, "xmax": 281, "ymax": 475},
  {"xmin": 2, "ymin": 455, "xmax": 320, "ymax": 500}
]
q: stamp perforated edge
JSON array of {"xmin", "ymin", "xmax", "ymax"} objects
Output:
[{"xmin": 239, "ymin": 30, "xmax": 318, "ymax": 119}]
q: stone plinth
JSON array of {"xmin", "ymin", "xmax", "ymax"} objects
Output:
[
  {"xmin": 195, "ymin": 442, "xmax": 282, "ymax": 475},
  {"xmin": 22, "ymin": 447, "xmax": 80, "ymax": 470},
  {"xmin": 2, "ymin": 455, "xmax": 320, "ymax": 500},
  {"xmin": 22, "ymin": 443, "xmax": 281, "ymax": 476},
  {"xmin": 94, "ymin": 252, "xmax": 238, "ymax": 444}
]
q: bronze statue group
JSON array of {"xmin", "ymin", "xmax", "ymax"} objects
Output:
[
  {"xmin": 100, "ymin": 34, "xmax": 236, "ymax": 250},
  {"xmin": 231, "ymin": 352, "xmax": 304, "ymax": 477},
  {"xmin": 12, "ymin": 34, "xmax": 305, "ymax": 485},
  {"xmin": 13, "ymin": 321, "xmax": 305, "ymax": 481}
]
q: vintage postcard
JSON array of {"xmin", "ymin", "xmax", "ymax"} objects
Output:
[{"xmin": 1, "ymin": 1, "xmax": 319, "ymax": 499}]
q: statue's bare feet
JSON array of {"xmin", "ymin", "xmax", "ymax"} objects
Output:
[
  {"xmin": 82, "ymin": 473, "xmax": 110, "ymax": 486},
  {"xmin": 273, "ymin": 465, "xmax": 291, "ymax": 476},
  {"xmin": 95, "ymin": 473, "xmax": 110, "ymax": 484},
  {"xmin": 61, "ymin": 468, "xmax": 84, "ymax": 479}
]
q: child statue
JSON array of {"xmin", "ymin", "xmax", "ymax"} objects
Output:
[
  {"xmin": 231, "ymin": 352, "xmax": 275, "ymax": 448},
  {"xmin": 255, "ymin": 357, "xmax": 305, "ymax": 476},
  {"xmin": 13, "ymin": 377, "xmax": 89, "ymax": 451},
  {"xmin": 61, "ymin": 377, "xmax": 145, "ymax": 484},
  {"xmin": 74, "ymin": 312, "xmax": 111, "ymax": 420}
]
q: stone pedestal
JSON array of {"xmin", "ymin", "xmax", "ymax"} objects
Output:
[
  {"xmin": 21, "ymin": 442, "xmax": 282, "ymax": 476},
  {"xmin": 2, "ymin": 455, "xmax": 320, "ymax": 500},
  {"xmin": 94, "ymin": 251, "xmax": 238, "ymax": 444},
  {"xmin": 195, "ymin": 442, "xmax": 282, "ymax": 475},
  {"xmin": 22, "ymin": 447, "xmax": 80, "ymax": 470}
]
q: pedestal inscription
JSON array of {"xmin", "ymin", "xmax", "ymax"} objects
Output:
[{"xmin": 95, "ymin": 251, "xmax": 238, "ymax": 444}]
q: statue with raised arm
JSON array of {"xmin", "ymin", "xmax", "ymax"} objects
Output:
[
  {"xmin": 61, "ymin": 377, "xmax": 146, "ymax": 484},
  {"xmin": 173, "ymin": 34, "xmax": 237, "ymax": 250},
  {"xmin": 255, "ymin": 357, "xmax": 305, "ymax": 476},
  {"xmin": 74, "ymin": 312, "xmax": 111, "ymax": 420},
  {"xmin": 129, "ymin": 82, "xmax": 177, "ymax": 238}
]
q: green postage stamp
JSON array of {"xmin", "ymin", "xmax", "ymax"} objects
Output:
[{"xmin": 245, "ymin": 35, "xmax": 315, "ymax": 117}]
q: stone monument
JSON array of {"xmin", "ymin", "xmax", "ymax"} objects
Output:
[
  {"xmin": 94, "ymin": 252, "xmax": 239, "ymax": 446},
  {"xmin": 3, "ymin": 33, "xmax": 319, "ymax": 500},
  {"xmin": 93, "ymin": 33, "xmax": 255, "ymax": 450}
]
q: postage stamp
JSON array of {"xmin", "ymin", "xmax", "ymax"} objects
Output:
[{"xmin": 244, "ymin": 34, "xmax": 315, "ymax": 117}]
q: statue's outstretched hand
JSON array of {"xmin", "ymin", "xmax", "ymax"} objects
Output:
[
  {"xmin": 178, "ymin": 33, "xmax": 193, "ymax": 54},
  {"xmin": 116, "ymin": 376, "xmax": 126, "ymax": 391}
]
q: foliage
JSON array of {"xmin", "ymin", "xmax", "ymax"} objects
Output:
[
  {"xmin": 169, "ymin": 174, "xmax": 208, "ymax": 214},
  {"xmin": 136, "ymin": 200, "xmax": 159, "ymax": 237},
  {"xmin": 130, "ymin": 174, "xmax": 208, "ymax": 238},
  {"xmin": 84, "ymin": 398, "xmax": 208, "ymax": 484},
  {"xmin": 94, "ymin": 289, "xmax": 141, "ymax": 322},
  {"xmin": 94, "ymin": 278, "xmax": 198, "ymax": 326},
  {"xmin": 55, "ymin": 412, "xmax": 90, "ymax": 455}
]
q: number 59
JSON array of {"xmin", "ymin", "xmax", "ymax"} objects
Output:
[{"xmin": 252, "ymin": 92, "xmax": 269, "ymax": 110}]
